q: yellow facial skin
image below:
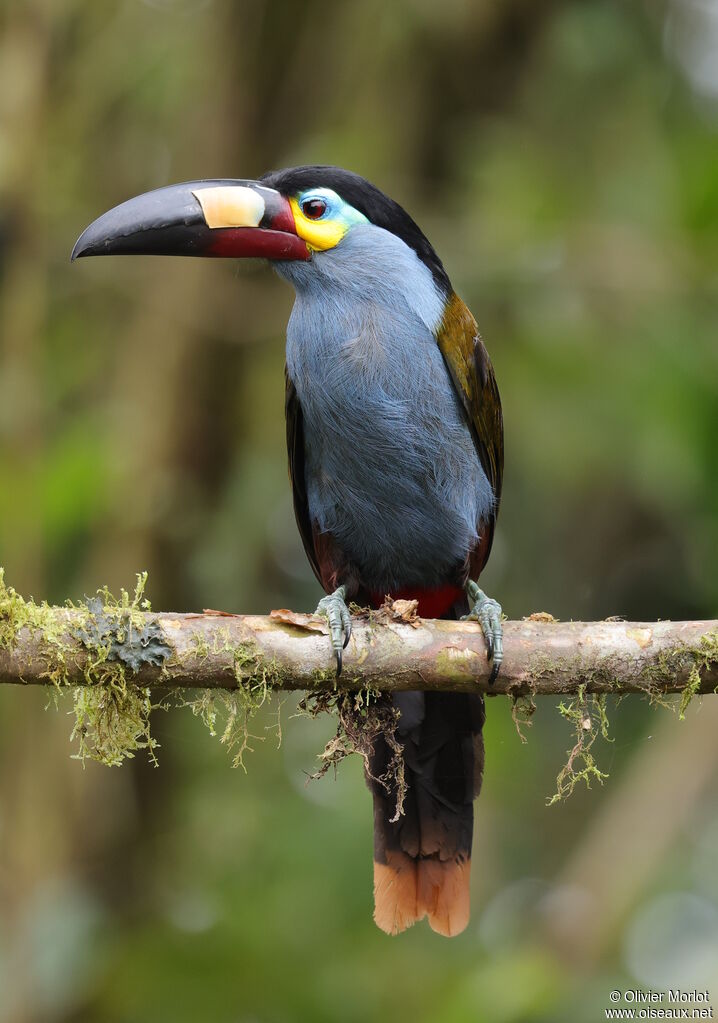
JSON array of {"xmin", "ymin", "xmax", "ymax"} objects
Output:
[
  {"xmin": 291, "ymin": 188, "xmax": 370, "ymax": 253},
  {"xmin": 289, "ymin": 197, "xmax": 350, "ymax": 251}
]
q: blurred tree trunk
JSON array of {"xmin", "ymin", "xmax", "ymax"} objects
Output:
[{"xmin": 0, "ymin": 9, "xmax": 72, "ymax": 1023}]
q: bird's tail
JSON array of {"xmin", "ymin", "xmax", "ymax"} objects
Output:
[{"xmin": 369, "ymin": 689, "xmax": 485, "ymax": 937}]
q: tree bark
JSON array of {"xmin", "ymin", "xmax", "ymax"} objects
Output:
[{"xmin": 0, "ymin": 604, "xmax": 716, "ymax": 697}]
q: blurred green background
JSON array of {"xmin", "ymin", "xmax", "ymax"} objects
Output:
[{"xmin": 1, "ymin": 1, "xmax": 717, "ymax": 1021}]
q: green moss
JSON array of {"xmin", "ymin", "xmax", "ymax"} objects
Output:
[
  {"xmin": 74, "ymin": 581, "xmax": 171, "ymax": 673},
  {"xmin": 298, "ymin": 686, "xmax": 407, "ymax": 821},
  {"xmin": 4, "ymin": 569, "xmax": 717, "ymax": 798},
  {"xmin": 625, "ymin": 628, "xmax": 718, "ymax": 719},
  {"xmin": 510, "ymin": 693, "xmax": 537, "ymax": 743},
  {"xmin": 529, "ymin": 629, "xmax": 718, "ymax": 801},
  {"xmin": 434, "ymin": 648, "xmax": 480, "ymax": 685},
  {"xmin": 185, "ymin": 689, "xmax": 263, "ymax": 769},
  {"xmin": 0, "ymin": 575, "xmax": 410, "ymax": 793},
  {"xmin": 70, "ymin": 676, "xmax": 163, "ymax": 767},
  {"xmin": 183, "ymin": 631, "xmax": 281, "ymax": 770},
  {"xmin": 69, "ymin": 573, "xmax": 170, "ymax": 767},
  {"xmin": 548, "ymin": 686, "xmax": 612, "ymax": 805},
  {"xmin": 0, "ymin": 569, "xmax": 168, "ymax": 767},
  {"xmin": 0, "ymin": 567, "xmax": 74, "ymax": 686},
  {"xmin": 674, "ymin": 630, "xmax": 718, "ymax": 719},
  {"xmin": 189, "ymin": 631, "xmax": 211, "ymax": 662}
]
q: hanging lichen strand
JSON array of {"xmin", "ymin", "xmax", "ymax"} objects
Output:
[{"xmin": 0, "ymin": 569, "xmax": 716, "ymax": 795}]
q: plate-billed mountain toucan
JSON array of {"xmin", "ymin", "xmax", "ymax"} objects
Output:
[{"xmin": 73, "ymin": 166, "xmax": 504, "ymax": 937}]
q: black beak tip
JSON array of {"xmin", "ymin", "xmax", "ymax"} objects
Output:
[{"xmin": 71, "ymin": 229, "xmax": 95, "ymax": 262}]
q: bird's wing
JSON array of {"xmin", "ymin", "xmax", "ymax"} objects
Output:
[
  {"xmin": 436, "ymin": 293, "xmax": 504, "ymax": 574},
  {"xmin": 285, "ymin": 368, "xmax": 323, "ymax": 585}
]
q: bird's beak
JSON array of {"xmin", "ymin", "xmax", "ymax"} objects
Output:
[{"xmin": 71, "ymin": 180, "xmax": 310, "ymax": 262}]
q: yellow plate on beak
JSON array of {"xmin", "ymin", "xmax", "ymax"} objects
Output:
[{"xmin": 192, "ymin": 185, "xmax": 265, "ymax": 229}]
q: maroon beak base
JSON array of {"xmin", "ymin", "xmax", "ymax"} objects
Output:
[{"xmin": 71, "ymin": 180, "xmax": 310, "ymax": 262}]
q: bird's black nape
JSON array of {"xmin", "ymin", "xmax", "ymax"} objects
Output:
[{"xmin": 260, "ymin": 165, "xmax": 451, "ymax": 295}]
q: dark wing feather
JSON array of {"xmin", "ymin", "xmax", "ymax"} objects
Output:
[
  {"xmin": 285, "ymin": 368, "xmax": 322, "ymax": 585},
  {"xmin": 436, "ymin": 293, "xmax": 504, "ymax": 574}
]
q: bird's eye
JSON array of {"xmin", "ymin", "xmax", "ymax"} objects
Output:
[{"xmin": 301, "ymin": 197, "xmax": 327, "ymax": 220}]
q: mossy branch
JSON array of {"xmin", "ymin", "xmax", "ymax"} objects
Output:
[
  {"xmin": 1, "ymin": 579, "xmax": 716, "ymax": 699},
  {"xmin": 1, "ymin": 571, "xmax": 716, "ymax": 794}
]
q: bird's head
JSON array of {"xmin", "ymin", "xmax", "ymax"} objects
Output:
[{"xmin": 72, "ymin": 165, "xmax": 451, "ymax": 309}]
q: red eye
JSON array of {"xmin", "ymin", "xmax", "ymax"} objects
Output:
[{"xmin": 301, "ymin": 198, "xmax": 327, "ymax": 220}]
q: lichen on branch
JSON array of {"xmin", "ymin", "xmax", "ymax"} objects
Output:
[
  {"xmin": 1, "ymin": 568, "xmax": 717, "ymax": 801},
  {"xmin": 0, "ymin": 569, "xmax": 167, "ymax": 765},
  {"xmin": 67, "ymin": 573, "xmax": 168, "ymax": 766},
  {"xmin": 298, "ymin": 687, "xmax": 407, "ymax": 820},
  {"xmin": 548, "ymin": 686, "xmax": 612, "ymax": 804}
]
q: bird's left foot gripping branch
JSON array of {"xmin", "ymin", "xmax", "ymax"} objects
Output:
[{"xmin": 73, "ymin": 166, "xmax": 504, "ymax": 938}]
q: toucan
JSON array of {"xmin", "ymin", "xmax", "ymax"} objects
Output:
[{"xmin": 73, "ymin": 166, "xmax": 504, "ymax": 937}]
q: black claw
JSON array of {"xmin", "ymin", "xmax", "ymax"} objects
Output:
[
  {"xmin": 343, "ymin": 622, "xmax": 351, "ymax": 649},
  {"xmin": 488, "ymin": 660, "xmax": 499, "ymax": 686},
  {"xmin": 486, "ymin": 635, "xmax": 494, "ymax": 661},
  {"xmin": 335, "ymin": 646, "xmax": 343, "ymax": 677}
]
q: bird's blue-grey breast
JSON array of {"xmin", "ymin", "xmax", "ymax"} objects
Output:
[{"xmin": 276, "ymin": 224, "xmax": 494, "ymax": 590}]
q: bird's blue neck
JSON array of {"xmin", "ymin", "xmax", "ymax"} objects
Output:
[{"xmin": 275, "ymin": 224, "xmax": 446, "ymax": 336}]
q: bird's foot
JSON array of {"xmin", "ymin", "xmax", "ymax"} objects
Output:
[
  {"xmin": 461, "ymin": 580, "xmax": 503, "ymax": 685},
  {"xmin": 314, "ymin": 585, "xmax": 352, "ymax": 676}
]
